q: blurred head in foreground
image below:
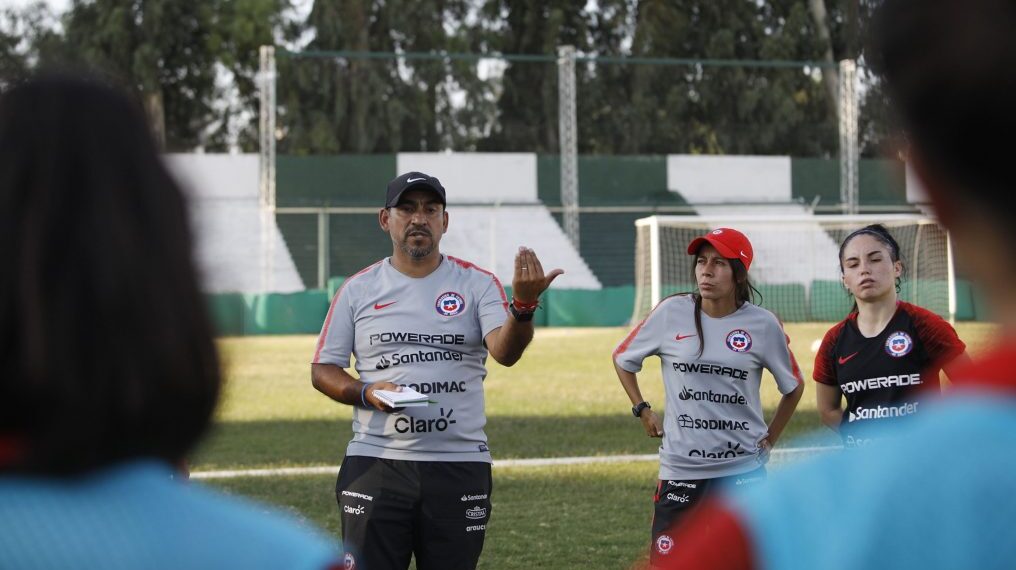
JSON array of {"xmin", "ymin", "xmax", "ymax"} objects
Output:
[
  {"xmin": 875, "ymin": 0, "xmax": 1016, "ymax": 325},
  {"xmin": 660, "ymin": 1, "xmax": 1016, "ymax": 569},
  {"xmin": 0, "ymin": 74, "xmax": 341, "ymax": 569},
  {"xmin": 0, "ymin": 74, "xmax": 219, "ymax": 474}
]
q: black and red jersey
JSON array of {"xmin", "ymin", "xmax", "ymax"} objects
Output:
[{"xmin": 814, "ymin": 301, "xmax": 965, "ymax": 445}]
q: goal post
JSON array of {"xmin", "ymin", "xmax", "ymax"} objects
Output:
[{"xmin": 632, "ymin": 214, "xmax": 955, "ymax": 324}]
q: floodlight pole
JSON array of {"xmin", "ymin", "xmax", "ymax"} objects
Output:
[
  {"xmin": 839, "ymin": 59, "xmax": 859, "ymax": 215},
  {"xmin": 259, "ymin": 45, "xmax": 277, "ymax": 292},
  {"xmin": 558, "ymin": 45, "xmax": 579, "ymax": 249}
]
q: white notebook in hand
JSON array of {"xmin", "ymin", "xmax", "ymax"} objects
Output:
[{"xmin": 374, "ymin": 387, "xmax": 430, "ymax": 408}]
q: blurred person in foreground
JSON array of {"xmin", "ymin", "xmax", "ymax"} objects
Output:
[
  {"xmin": 0, "ymin": 75, "xmax": 342, "ymax": 569},
  {"xmin": 661, "ymin": 1, "xmax": 1016, "ymax": 568}
]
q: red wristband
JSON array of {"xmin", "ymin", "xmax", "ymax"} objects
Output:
[{"xmin": 511, "ymin": 297, "xmax": 539, "ymax": 311}]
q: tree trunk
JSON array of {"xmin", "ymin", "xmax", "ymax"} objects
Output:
[
  {"xmin": 346, "ymin": 1, "xmax": 370, "ymax": 152},
  {"xmin": 144, "ymin": 89, "xmax": 166, "ymax": 150},
  {"xmin": 807, "ymin": 0, "xmax": 839, "ymax": 118}
]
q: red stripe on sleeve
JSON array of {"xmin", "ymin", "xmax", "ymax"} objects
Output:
[
  {"xmin": 776, "ymin": 317, "xmax": 804, "ymax": 387},
  {"xmin": 613, "ymin": 317, "xmax": 649, "ymax": 360},
  {"xmin": 447, "ymin": 255, "xmax": 509, "ymax": 310},
  {"xmin": 311, "ymin": 261, "xmax": 381, "ymax": 364},
  {"xmin": 900, "ymin": 301, "xmax": 967, "ymax": 366},
  {"xmin": 613, "ymin": 296, "xmax": 676, "ymax": 360},
  {"xmin": 813, "ymin": 318, "xmax": 849, "ymax": 385}
]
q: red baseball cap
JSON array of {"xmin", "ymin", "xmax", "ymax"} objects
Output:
[{"xmin": 687, "ymin": 228, "xmax": 754, "ymax": 271}]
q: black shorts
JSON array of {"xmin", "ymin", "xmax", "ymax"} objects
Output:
[
  {"xmin": 336, "ymin": 455, "xmax": 492, "ymax": 570},
  {"xmin": 649, "ymin": 467, "xmax": 766, "ymax": 566}
]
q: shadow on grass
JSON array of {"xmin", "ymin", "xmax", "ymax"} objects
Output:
[
  {"xmin": 192, "ymin": 410, "xmax": 834, "ymax": 470},
  {"xmin": 210, "ymin": 462, "xmax": 662, "ymax": 569}
]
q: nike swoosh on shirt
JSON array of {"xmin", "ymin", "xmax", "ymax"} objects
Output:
[
  {"xmin": 406, "ymin": 177, "xmax": 426, "ymax": 183},
  {"xmin": 374, "ymin": 301, "xmax": 397, "ymax": 310},
  {"xmin": 838, "ymin": 352, "xmax": 860, "ymax": 365},
  {"xmin": 675, "ymin": 334, "xmax": 697, "ymax": 341}
]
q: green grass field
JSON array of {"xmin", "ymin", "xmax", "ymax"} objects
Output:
[{"xmin": 195, "ymin": 323, "xmax": 997, "ymax": 569}]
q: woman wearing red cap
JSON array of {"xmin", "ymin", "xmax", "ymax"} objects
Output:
[
  {"xmin": 813, "ymin": 224, "xmax": 967, "ymax": 448},
  {"xmin": 613, "ymin": 227, "xmax": 804, "ymax": 565}
]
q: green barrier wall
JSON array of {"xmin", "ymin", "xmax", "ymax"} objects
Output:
[
  {"xmin": 954, "ymin": 279, "xmax": 975, "ymax": 321},
  {"xmin": 545, "ymin": 286, "xmax": 635, "ymax": 327},
  {"xmin": 207, "ymin": 292, "xmax": 248, "ymax": 336},
  {"xmin": 277, "ymin": 155, "xmax": 396, "ymax": 207},
  {"xmin": 971, "ymin": 282, "xmax": 993, "ymax": 321},
  {"xmin": 207, "ymin": 290, "xmax": 330, "ymax": 336},
  {"xmin": 756, "ymin": 283, "xmax": 808, "ymax": 323},
  {"xmin": 791, "ymin": 158, "xmax": 908, "ymax": 206},
  {"xmin": 809, "ymin": 280, "xmax": 854, "ymax": 322},
  {"xmin": 207, "ymin": 280, "xmax": 990, "ymax": 336},
  {"xmin": 247, "ymin": 290, "xmax": 331, "ymax": 334}
]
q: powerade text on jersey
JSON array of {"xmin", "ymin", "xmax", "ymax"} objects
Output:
[
  {"xmin": 614, "ymin": 295, "xmax": 802, "ymax": 480},
  {"xmin": 314, "ymin": 256, "xmax": 508, "ymax": 463},
  {"xmin": 814, "ymin": 301, "xmax": 965, "ymax": 447}
]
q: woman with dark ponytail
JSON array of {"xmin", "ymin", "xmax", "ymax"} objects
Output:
[
  {"xmin": 612, "ymin": 227, "xmax": 804, "ymax": 565},
  {"xmin": 813, "ymin": 224, "xmax": 967, "ymax": 448}
]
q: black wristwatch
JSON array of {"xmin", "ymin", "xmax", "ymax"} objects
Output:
[
  {"xmin": 632, "ymin": 401, "xmax": 651, "ymax": 418},
  {"xmin": 508, "ymin": 302, "xmax": 535, "ymax": 322}
]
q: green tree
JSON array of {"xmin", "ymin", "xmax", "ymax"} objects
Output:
[
  {"xmin": 278, "ymin": 0, "xmax": 492, "ymax": 154},
  {"xmin": 475, "ymin": 0, "xmax": 878, "ymax": 157},
  {"xmin": 824, "ymin": 0, "xmax": 895, "ymax": 156},
  {"xmin": 574, "ymin": 0, "xmax": 840, "ymax": 156},
  {"xmin": 12, "ymin": 0, "xmax": 286, "ymax": 151},
  {"xmin": 476, "ymin": 0, "xmax": 589, "ymax": 153},
  {"xmin": 0, "ymin": 3, "xmax": 65, "ymax": 92},
  {"xmin": 0, "ymin": 8, "xmax": 31, "ymax": 91},
  {"xmin": 208, "ymin": 0, "xmax": 291, "ymax": 151},
  {"xmin": 56, "ymin": 0, "xmax": 222, "ymax": 150}
]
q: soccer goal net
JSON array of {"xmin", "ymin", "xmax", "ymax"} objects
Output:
[{"xmin": 632, "ymin": 215, "xmax": 954, "ymax": 324}]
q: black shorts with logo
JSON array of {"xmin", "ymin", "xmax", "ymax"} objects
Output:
[
  {"xmin": 649, "ymin": 467, "xmax": 766, "ymax": 566},
  {"xmin": 336, "ymin": 455, "xmax": 492, "ymax": 570}
]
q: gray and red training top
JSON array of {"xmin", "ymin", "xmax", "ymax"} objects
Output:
[
  {"xmin": 614, "ymin": 295, "xmax": 802, "ymax": 480},
  {"xmin": 814, "ymin": 301, "xmax": 965, "ymax": 446},
  {"xmin": 313, "ymin": 255, "xmax": 509, "ymax": 463}
]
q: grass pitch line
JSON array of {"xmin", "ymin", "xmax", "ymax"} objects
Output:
[{"xmin": 191, "ymin": 445, "xmax": 841, "ymax": 480}]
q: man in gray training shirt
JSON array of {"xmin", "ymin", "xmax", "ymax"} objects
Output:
[{"xmin": 312, "ymin": 171, "xmax": 562, "ymax": 570}]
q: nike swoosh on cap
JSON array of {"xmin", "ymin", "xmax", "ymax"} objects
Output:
[
  {"xmin": 374, "ymin": 301, "xmax": 397, "ymax": 310},
  {"xmin": 740, "ymin": 251, "xmax": 748, "ymax": 258},
  {"xmin": 406, "ymin": 177, "xmax": 426, "ymax": 183},
  {"xmin": 838, "ymin": 352, "xmax": 859, "ymax": 365}
]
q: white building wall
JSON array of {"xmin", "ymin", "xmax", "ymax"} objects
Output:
[
  {"xmin": 163, "ymin": 154, "xmax": 304, "ymax": 293},
  {"xmin": 667, "ymin": 155, "xmax": 793, "ymax": 203}
]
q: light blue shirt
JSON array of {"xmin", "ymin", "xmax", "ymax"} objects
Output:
[
  {"xmin": 728, "ymin": 395, "xmax": 1016, "ymax": 570},
  {"xmin": 0, "ymin": 460, "xmax": 340, "ymax": 570}
]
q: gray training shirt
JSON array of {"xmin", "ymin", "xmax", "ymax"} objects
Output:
[
  {"xmin": 313, "ymin": 255, "xmax": 509, "ymax": 463},
  {"xmin": 614, "ymin": 295, "xmax": 802, "ymax": 480}
]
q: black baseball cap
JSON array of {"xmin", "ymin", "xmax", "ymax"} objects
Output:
[{"xmin": 385, "ymin": 171, "xmax": 447, "ymax": 208}]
